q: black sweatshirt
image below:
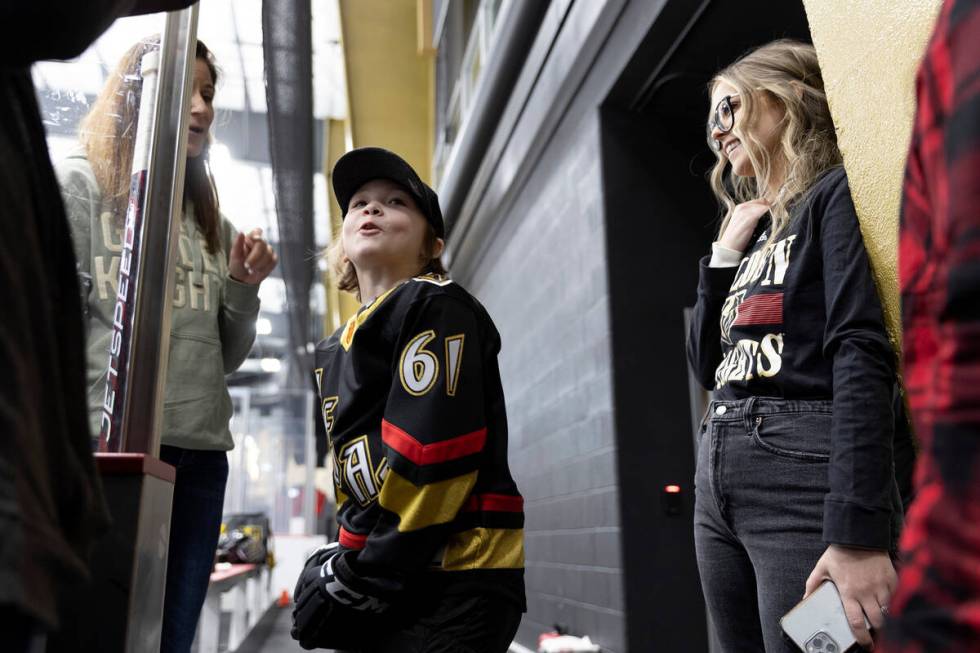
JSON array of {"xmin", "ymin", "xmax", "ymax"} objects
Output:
[{"xmin": 687, "ymin": 167, "xmax": 897, "ymax": 550}]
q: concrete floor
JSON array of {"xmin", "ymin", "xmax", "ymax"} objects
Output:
[{"xmin": 233, "ymin": 605, "xmax": 309, "ymax": 653}]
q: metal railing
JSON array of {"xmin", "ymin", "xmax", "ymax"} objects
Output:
[{"xmin": 100, "ymin": 5, "xmax": 200, "ymax": 455}]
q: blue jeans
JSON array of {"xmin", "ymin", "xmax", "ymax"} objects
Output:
[
  {"xmin": 159, "ymin": 445, "xmax": 229, "ymax": 653},
  {"xmin": 694, "ymin": 397, "xmax": 835, "ymax": 653}
]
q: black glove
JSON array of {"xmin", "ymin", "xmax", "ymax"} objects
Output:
[
  {"xmin": 293, "ymin": 541, "xmax": 340, "ymax": 603},
  {"xmin": 290, "ymin": 546, "xmax": 390, "ymax": 650}
]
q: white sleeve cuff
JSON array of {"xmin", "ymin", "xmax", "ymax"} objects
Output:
[{"xmin": 709, "ymin": 242, "xmax": 743, "ymax": 268}]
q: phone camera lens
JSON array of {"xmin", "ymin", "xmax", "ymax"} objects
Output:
[{"xmin": 807, "ymin": 631, "xmax": 837, "ymax": 653}]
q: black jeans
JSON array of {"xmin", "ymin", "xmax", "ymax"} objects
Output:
[
  {"xmin": 695, "ymin": 397, "xmax": 836, "ymax": 653},
  {"xmin": 159, "ymin": 445, "xmax": 229, "ymax": 653},
  {"xmin": 349, "ymin": 592, "xmax": 522, "ymax": 653}
]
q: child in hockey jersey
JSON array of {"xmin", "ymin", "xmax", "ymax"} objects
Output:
[{"xmin": 291, "ymin": 147, "xmax": 525, "ymax": 652}]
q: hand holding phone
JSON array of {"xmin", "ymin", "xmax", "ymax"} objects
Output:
[
  {"xmin": 781, "ymin": 580, "xmax": 868, "ymax": 652},
  {"xmin": 803, "ymin": 544, "xmax": 895, "ymax": 649}
]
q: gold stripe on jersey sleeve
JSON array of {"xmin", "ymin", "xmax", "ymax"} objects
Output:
[
  {"xmin": 340, "ymin": 283, "xmax": 402, "ymax": 351},
  {"xmin": 440, "ymin": 527, "xmax": 525, "ymax": 570},
  {"xmin": 378, "ymin": 468, "xmax": 477, "ymax": 532}
]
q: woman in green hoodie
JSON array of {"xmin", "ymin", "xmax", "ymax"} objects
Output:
[{"xmin": 57, "ymin": 38, "xmax": 277, "ymax": 653}]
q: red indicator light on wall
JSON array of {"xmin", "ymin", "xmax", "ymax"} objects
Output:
[{"xmin": 662, "ymin": 484, "xmax": 682, "ymax": 515}]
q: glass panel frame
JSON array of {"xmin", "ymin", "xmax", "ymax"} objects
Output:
[{"xmin": 37, "ymin": 7, "xmax": 200, "ymax": 454}]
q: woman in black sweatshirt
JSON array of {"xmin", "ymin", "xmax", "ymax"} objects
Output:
[{"xmin": 688, "ymin": 40, "xmax": 901, "ymax": 652}]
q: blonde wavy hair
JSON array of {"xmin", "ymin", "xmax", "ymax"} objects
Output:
[{"xmin": 708, "ymin": 39, "xmax": 842, "ymax": 241}]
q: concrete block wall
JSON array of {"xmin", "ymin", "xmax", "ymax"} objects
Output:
[
  {"xmin": 462, "ymin": 114, "xmax": 625, "ymax": 652},
  {"xmin": 436, "ymin": 0, "xmax": 813, "ymax": 649}
]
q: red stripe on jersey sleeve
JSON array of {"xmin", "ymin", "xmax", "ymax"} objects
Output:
[
  {"xmin": 463, "ymin": 493, "xmax": 524, "ymax": 513},
  {"xmin": 382, "ymin": 419, "xmax": 487, "ymax": 466},
  {"xmin": 339, "ymin": 527, "xmax": 367, "ymax": 550},
  {"xmin": 732, "ymin": 292, "xmax": 784, "ymax": 326}
]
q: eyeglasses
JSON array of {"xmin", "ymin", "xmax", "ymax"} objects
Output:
[{"xmin": 708, "ymin": 94, "xmax": 739, "ymax": 151}]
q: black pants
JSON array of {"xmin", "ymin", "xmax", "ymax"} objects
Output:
[
  {"xmin": 353, "ymin": 593, "xmax": 522, "ymax": 653},
  {"xmin": 1, "ymin": 607, "xmax": 45, "ymax": 653}
]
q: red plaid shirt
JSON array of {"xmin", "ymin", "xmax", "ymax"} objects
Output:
[{"xmin": 884, "ymin": 0, "xmax": 980, "ymax": 650}]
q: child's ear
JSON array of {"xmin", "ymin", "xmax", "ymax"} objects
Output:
[{"xmin": 432, "ymin": 238, "xmax": 445, "ymax": 259}]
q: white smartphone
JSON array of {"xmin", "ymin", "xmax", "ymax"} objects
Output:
[{"xmin": 780, "ymin": 580, "xmax": 864, "ymax": 652}]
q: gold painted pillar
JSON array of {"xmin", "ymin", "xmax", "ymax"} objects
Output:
[
  {"xmin": 339, "ymin": 0, "xmax": 435, "ymax": 182},
  {"xmin": 803, "ymin": 0, "xmax": 942, "ymax": 351}
]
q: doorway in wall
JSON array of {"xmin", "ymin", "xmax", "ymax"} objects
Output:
[{"xmin": 599, "ymin": 2, "xmax": 811, "ymax": 650}]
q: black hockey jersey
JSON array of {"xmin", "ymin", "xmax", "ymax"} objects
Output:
[{"xmin": 314, "ymin": 274, "xmax": 525, "ymax": 611}]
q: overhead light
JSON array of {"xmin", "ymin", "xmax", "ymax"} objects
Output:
[
  {"xmin": 260, "ymin": 358, "xmax": 281, "ymax": 373},
  {"xmin": 256, "ymin": 317, "xmax": 272, "ymax": 335}
]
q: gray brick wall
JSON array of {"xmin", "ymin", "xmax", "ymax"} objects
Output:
[
  {"xmin": 435, "ymin": 0, "xmax": 802, "ymax": 647},
  {"xmin": 460, "ymin": 114, "xmax": 625, "ymax": 652}
]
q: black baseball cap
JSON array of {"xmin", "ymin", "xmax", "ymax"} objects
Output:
[{"xmin": 332, "ymin": 147, "xmax": 445, "ymax": 239}]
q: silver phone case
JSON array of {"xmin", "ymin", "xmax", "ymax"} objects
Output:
[{"xmin": 780, "ymin": 581, "xmax": 859, "ymax": 652}]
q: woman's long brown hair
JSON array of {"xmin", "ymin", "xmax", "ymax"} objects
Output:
[{"xmin": 79, "ymin": 37, "xmax": 222, "ymax": 254}]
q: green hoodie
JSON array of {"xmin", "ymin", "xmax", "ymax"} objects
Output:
[{"xmin": 56, "ymin": 151, "xmax": 259, "ymax": 451}]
